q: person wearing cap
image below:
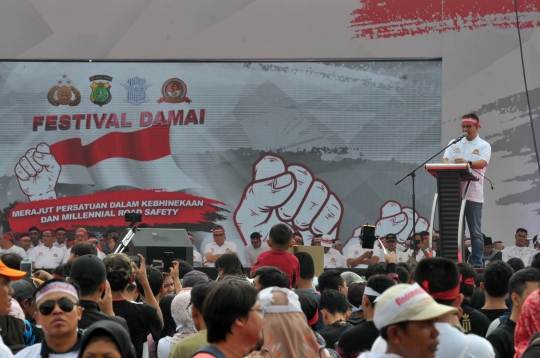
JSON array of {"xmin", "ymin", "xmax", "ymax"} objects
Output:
[
  {"xmin": 187, "ymin": 232, "xmax": 203, "ymax": 265},
  {"xmin": 203, "ymin": 226, "xmax": 237, "ymax": 268},
  {"xmin": 182, "ymin": 270, "xmax": 209, "ymax": 288},
  {"xmin": 333, "ymin": 239, "xmax": 343, "ymax": 255},
  {"xmin": 346, "ymin": 234, "xmax": 380, "ymax": 269},
  {"xmin": 375, "ymin": 234, "xmax": 409, "ymax": 264},
  {"xmin": 0, "ymin": 259, "xmax": 27, "ymax": 356},
  {"xmin": 29, "ymin": 229, "xmax": 65, "ymax": 270},
  {"xmin": 337, "ymin": 275, "xmax": 396, "ymax": 357},
  {"xmin": 17, "ymin": 235, "xmax": 32, "ymax": 259},
  {"xmin": 28, "ymin": 227, "xmax": 41, "ymax": 248},
  {"xmin": 15, "ymin": 279, "xmax": 84, "ymax": 358},
  {"xmin": 442, "ymin": 113, "xmax": 491, "ymax": 269},
  {"xmin": 244, "ymin": 232, "xmax": 269, "ymax": 267},
  {"xmin": 477, "ymin": 235, "xmax": 502, "ymax": 266},
  {"xmin": 502, "ymin": 228, "xmax": 534, "ymax": 266},
  {"xmin": 0, "ymin": 233, "xmax": 26, "ymax": 258},
  {"xmin": 11, "ymin": 279, "xmax": 45, "ymax": 346},
  {"xmin": 322, "ymin": 234, "xmax": 347, "ymax": 268},
  {"xmin": 54, "ymin": 228, "xmax": 67, "ymax": 249},
  {"xmin": 105, "ymin": 253, "xmax": 163, "ymax": 358},
  {"xmin": 68, "ymin": 254, "xmax": 129, "ymax": 331},
  {"xmin": 169, "ymin": 281, "xmax": 218, "ymax": 358}
]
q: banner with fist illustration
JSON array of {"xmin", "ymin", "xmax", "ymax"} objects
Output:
[{"xmin": 0, "ymin": 60, "xmax": 441, "ymax": 258}]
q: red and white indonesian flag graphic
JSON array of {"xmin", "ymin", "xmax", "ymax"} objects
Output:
[{"xmin": 49, "ymin": 125, "xmax": 198, "ymax": 191}]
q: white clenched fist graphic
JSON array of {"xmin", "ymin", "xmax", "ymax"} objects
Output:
[
  {"xmin": 374, "ymin": 200, "xmax": 429, "ymax": 243},
  {"xmin": 234, "ymin": 154, "xmax": 343, "ymax": 245},
  {"xmin": 15, "ymin": 143, "xmax": 61, "ymax": 201}
]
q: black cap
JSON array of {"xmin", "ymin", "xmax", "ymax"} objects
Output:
[
  {"xmin": 484, "ymin": 236, "xmax": 493, "ymax": 246},
  {"xmin": 70, "ymin": 254, "xmax": 106, "ymax": 286},
  {"xmin": 386, "ymin": 233, "xmax": 397, "ymax": 242},
  {"xmin": 11, "ymin": 280, "xmax": 34, "ymax": 302},
  {"xmin": 250, "ymin": 232, "xmax": 262, "ymax": 240},
  {"xmin": 189, "ymin": 281, "xmax": 218, "ymax": 310}
]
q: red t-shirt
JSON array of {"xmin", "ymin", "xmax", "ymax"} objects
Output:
[{"xmin": 250, "ymin": 249, "xmax": 300, "ymax": 288}]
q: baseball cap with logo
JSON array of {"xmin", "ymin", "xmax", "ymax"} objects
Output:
[
  {"xmin": 70, "ymin": 254, "xmax": 106, "ymax": 285},
  {"xmin": 385, "ymin": 233, "xmax": 397, "ymax": 242},
  {"xmin": 373, "ymin": 283, "xmax": 456, "ymax": 330},
  {"xmin": 321, "ymin": 234, "xmax": 333, "ymax": 248},
  {"xmin": 103, "ymin": 254, "xmax": 134, "ymax": 281},
  {"xmin": 182, "ymin": 270, "xmax": 209, "ymax": 288}
]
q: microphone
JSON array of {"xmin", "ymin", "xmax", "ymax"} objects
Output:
[
  {"xmin": 452, "ymin": 132, "xmax": 468, "ymax": 144},
  {"xmin": 470, "ymin": 168, "xmax": 494, "ymax": 190}
]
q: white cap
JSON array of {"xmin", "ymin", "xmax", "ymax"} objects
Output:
[
  {"xmin": 258, "ymin": 287, "xmax": 303, "ymax": 315},
  {"xmin": 373, "ymin": 283, "xmax": 457, "ymax": 330},
  {"xmin": 321, "ymin": 234, "xmax": 333, "ymax": 248}
]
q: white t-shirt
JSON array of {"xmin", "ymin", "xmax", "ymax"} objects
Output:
[
  {"xmin": 0, "ymin": 335, "xmax": 13, "ymax": 358},
  {"xmin": 15, "ymin": 344, "xmax": 78, "ymax": 358},
  {"xmin": 443, "ymin": 135, "xmax": 491, "ymax": 203},
  {"xmin": 203, "ymin": 241, "xmax": 237, "ymax": 267},
  {"xmin": 244, "ymin": 242, "xmax": 270, "ymax": 267},
  {"xmin": 324, "ymin": 248, "xmax": 348, "ymax": 268},
  {"xmin": 29, "ymin": 245, "xmax": 65, "ymax": 269},
  {"xmin": 371, "ymin": 322, "xmax": 495, "ymax": 358},
  {"xmin": 502, "ymin": 245, "xmax": 534, "ymax": 266},
  {"xmin": 0, "ymin": 245, "xmax": 27, "ymax": 258},
  {"xmin": 193, "ymin": 249, "xmax": 203, "ymax": 264},
  {"xmin": 346, "ymin": 244, "xmax": 378, "ymax": 269}
]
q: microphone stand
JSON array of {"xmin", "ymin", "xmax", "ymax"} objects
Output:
[{"xmin": 395, "ymin": 135, "xmax": 466, "ymax": 235}]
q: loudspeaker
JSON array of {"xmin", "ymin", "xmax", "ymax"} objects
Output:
[{"xmin": 115, "ymin": 228, "xmax": 194, "ymax": 266}]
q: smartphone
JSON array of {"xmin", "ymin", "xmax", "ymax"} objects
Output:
[
  {"xmin": 163, "ymin": 252, "xmax": 174, "ymax": 273},
  {"xmin": 20, "ymin": 260, "xmax": 32, "ymax": 278}
]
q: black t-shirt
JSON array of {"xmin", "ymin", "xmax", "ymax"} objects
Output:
[
  {"xmin": 79, "ymin": 300, "xmax": 129, "ymax": 332},
  {"xmin": 112, "ymin": 299, "xmax": 162, "ymax": 358},
  {"xmin": 460, "ymin": 299, "xmax": 491, "ymax": 337},
  {"xmin": 318, "ymin": 321, "xmax": 353, "ymax": 351},
  {"xmin": 336, "ymin": 320, "xmax": 379, "ymax": 358},
  {"xmin": 478, "ymin": 308, "xmax": 508, "ymax": 323},
  {"xmin": 486, "ymin": 319, "xmax": 515, "ymax": 358}
]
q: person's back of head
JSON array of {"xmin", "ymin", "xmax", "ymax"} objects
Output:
[
  {"xmin": 507, "ymin": 257, "xmax": 525, "ymax": 273},
  {"xmin": 531, "ymin": 252, "xmax": 540, "ymax": 270},
  {"xmin": 215, "ymin": 252, "xmax": 245, "ymax": 278},
  {"xmin": 253, "ymin": 266, "xmax": 289, "ymax": 291},
  {"xmin": 69, "ymin": 254, "xmax": 106, "ymax": 297},
  {"xmin": 136, "ymin": 265, "xmax": 164, "ymax": 298},
  {"xmin": 159, "ymin": 294, "xmax": 177, "ymax": 338},
  {"xmin": 365, "ymin": 262, "xmax": 386, "ymax": 280},
  {"xmin": 364, "ymin": 275, "xmax": 396, "ymax": 309},
  {"xmin": 456, "ymin": 262, "xmax": 476, "ymax": 299},
  {"xmin": 483, "ymin": 260, "xmax": 514, "ymax": 298},
  {"xmin": 0, "ymin": 253, "xmax": 23, "ymax": 269},
  {"xmin": 103, "ymin": 254, "xmax": 134, "ymax": 292},
  {"xmin": 176, "ymin": 260, "xmax": 194, "ymax": 279},
  {"xmin": 269, "ymin": 223, "xmax": 293, "ymax": 249},
  {"xmin": 71, "ymin": 242, "xmax": 97, "ymax": 257},
  {"xmin": 318, "ymin": 269, "xmax": 345, "ymax": 292},
  {"xmin": 508, "ymin": 268, "xmax": 540, "ymax": 301},
  {"xmin": 395, "ymin": 266, "xmax": 409, "ymax": 284},
  {"xmin": 413, "ymin": 257, "xmax": 460, "ymax": 305},
  {"xmin": 294, "ymin": 252, "xmax": 315, "ymax": 280},
  {"xmin": 202, "ymin": 280, "xmax": 258, "ymax": 343},
  {"xmin": 319, "ymin": 289, "xmax": 349, "ymax": 316}
]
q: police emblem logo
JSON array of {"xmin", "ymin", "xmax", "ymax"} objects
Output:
[
  {"xmin": 331, "ymin": 258, "xmax": 336, "ymax": 262},
  {"xmin": 89, "ymin": 75, "xmax": 113, "ymax": 107},
  {"xmin": 121, "ymin": 77, "xmax": 152, "ymax": 105},
  {"xmin": 47, "ymin": 74, "xmax": 81, "ymax": 106},
  {"xmin": 157, "ymin": 78, "xmax": 192, "ymax": 104}
]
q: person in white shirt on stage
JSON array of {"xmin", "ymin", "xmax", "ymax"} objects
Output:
[
  {"xmin": 28, "ymin": 227, "xmax": 41, "ymax": 248},
  {"xmin": 405, "ymin": 232, "xmax": 434, "ymax": 263},
  {"xmin": 203, "ymin": 226, "xmax": 237, "ymax": 267},
  {"xmin": 346, "ymin": 235, "xmax": 380, "ymax": 269},
  {"xmin": 63, "ymin": 228, "xmax": 90, "ymax": 264},
  {"xmin": 187, "ymin": 232, "xmax": 203, "ymax": 265},
  {"xmin": 17, "ymin": 234, "xmax": 32, "ymax": 259},
  {"xmin": 244, "ymin": 232, "xmax": 270, "ymax": 267},
  {"xmin": 322, "ymin": 234, "xmax": 347, "ymax": 268},
  {"xmin": 442, "ymin": 113, "xmax": 491, "ymax": 268},
  {"xmin": 0, "ymin": 232, "xmax": 27, "ymax": 258},
  {"xmin": 376, "ymin": 234, "xmax": 409, "ymax": 264},
  {"xmin": 29, "ymin": 229, "xmax": 65, "ymax": 270},
  {"xmin": 502, "ymin": 228, "xmax": 535, "ymax": 266},
  {"xmin": 54, "ymin": 228, "xmax": 67, "ymax": 249}
]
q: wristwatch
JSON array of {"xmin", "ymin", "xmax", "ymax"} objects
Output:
[{"xmin": 468, "ymin": 161, "xmax": 473, "ymax": 167}]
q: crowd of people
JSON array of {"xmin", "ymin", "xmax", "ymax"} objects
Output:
[{"xmin": 1, "ymin": 222, "xmax": 540, "ymax": 357}]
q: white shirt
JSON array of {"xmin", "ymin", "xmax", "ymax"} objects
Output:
[
  {"xmin": 53, "ymin": 242, "xmax": 67, "ymax": 250},
  {"xmin": 0, "ymin": 245, "xmax": 27, "ymax": 258},
  {"xmin": 324, "ymin": 248, "xmax": 348, "ymax": 268},
  {"xmin": 0, "ymin": 335, "xmax": 12, "ymax": 358},
  {"xmin": 371, "ymin": 322, "xmax": 494, "ymax": 358},
  {"xmin": 346, "ymin": 244, "xmax": 378, "ymax": 269},
  {"xmin": 443, "ymin": 135, "xmax": 491, "ymax": 203},
  {"xmin": 63, "ymin": 248, "xmax": 72, "ymax": 264},
  {"xmin": 29, "ymin": 245, "xmax": 65, "ymax": 269},
  {"xmin": 502, "ymin": 245, "xmax": 534, "ymax": 266},
  {"xmin": 15, "ymin": 344, "xmax": 78, "ymax": 358},
  {"xmin": 193, "ymin": 249, "xmax": 203, "ymax": 264},
  {"xmin": 203, "ymin": 241, "xmax": 237, "ymax": 267},
  {"xmin": 97, "ymin": 250, "xmax": 107, "ymax": 260},
  {"xmin": 244, "ymin": 242, "xmax": 270, "ymax": 266}
]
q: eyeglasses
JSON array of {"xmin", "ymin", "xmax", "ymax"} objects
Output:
[
  {"xmin": 213, "ymin": 234, "xmax": 224, "ymax": 237},
  {"xmin": 250, "ymin": 308, "xmax": 266, "ymax": 319},
  {"xmin": 461, "ymin": 125, "xmax": 473, "ymax": 129},
  {"xmin": 37, "ymin": 297, "xmax": 78, "ymax": 315}
]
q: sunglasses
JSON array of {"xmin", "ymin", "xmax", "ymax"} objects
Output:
[{"xmin": 37, "ymin": 297, "xmax": 78, "ymax": 315}]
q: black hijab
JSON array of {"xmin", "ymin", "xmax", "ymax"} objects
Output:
[{"xmin": 78, "ymin": 320, "xmax": 136, "ymax": 358}]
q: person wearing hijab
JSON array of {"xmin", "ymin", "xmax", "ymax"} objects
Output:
[
  {"xmin": 514, "ymin": 290, "xmax": 540, "ymax": 358},
  {"xmin": 157, "ymin": 290, "xmax": 198, "ymax": 358},
  {"xmin": 249, "ymin": 287, "xmax": 332, "ymax": 358},
  {"xmin": 78, "ymin": 320, "xmax": 136, "ymax": 358}
]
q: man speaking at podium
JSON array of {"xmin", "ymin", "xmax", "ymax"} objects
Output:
[{"xmin": 442, "ymin": 113, "xmax": 491, "ymax": 268}]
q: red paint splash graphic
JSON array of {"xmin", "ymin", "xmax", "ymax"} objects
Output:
[{"xmin": 350, "ymin": 0, "xmax": 540, "ymax": 39}]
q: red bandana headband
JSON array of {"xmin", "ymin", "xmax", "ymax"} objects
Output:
[
  {"xmin": 460, "ymin": 275, "xmax": 475, "ymax": 286},
  {"xmin": 42, "ymin": 229, "xmax": 55, "ymax": 236},
  {"xmin": 1, "ymin": 233, "xmax": 14, "ymax": 242},
  {"xmin": 462, "ymin": 117, "xmax": 481, "ymax": 128},
  {"xmin": 421, "ymin": 280, "xmax": 460, "ymax": 300},
  {"xmin": 213, "ymin": 228, "xmax": 225, "ymax": 234}
]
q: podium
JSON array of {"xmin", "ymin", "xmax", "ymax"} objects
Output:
[{"xmin": 424, "ymin": 164, "xmax": 479, "ymax": 261}]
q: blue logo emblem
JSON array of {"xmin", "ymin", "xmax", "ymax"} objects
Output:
[{"xmin": 121, "ymin": 77, "xmax": 152, "ymax": 105}]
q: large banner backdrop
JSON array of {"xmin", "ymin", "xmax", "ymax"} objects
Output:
[{"xmin": 0, "ymin": 61, "xmax": 441, "ymax": 259}]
